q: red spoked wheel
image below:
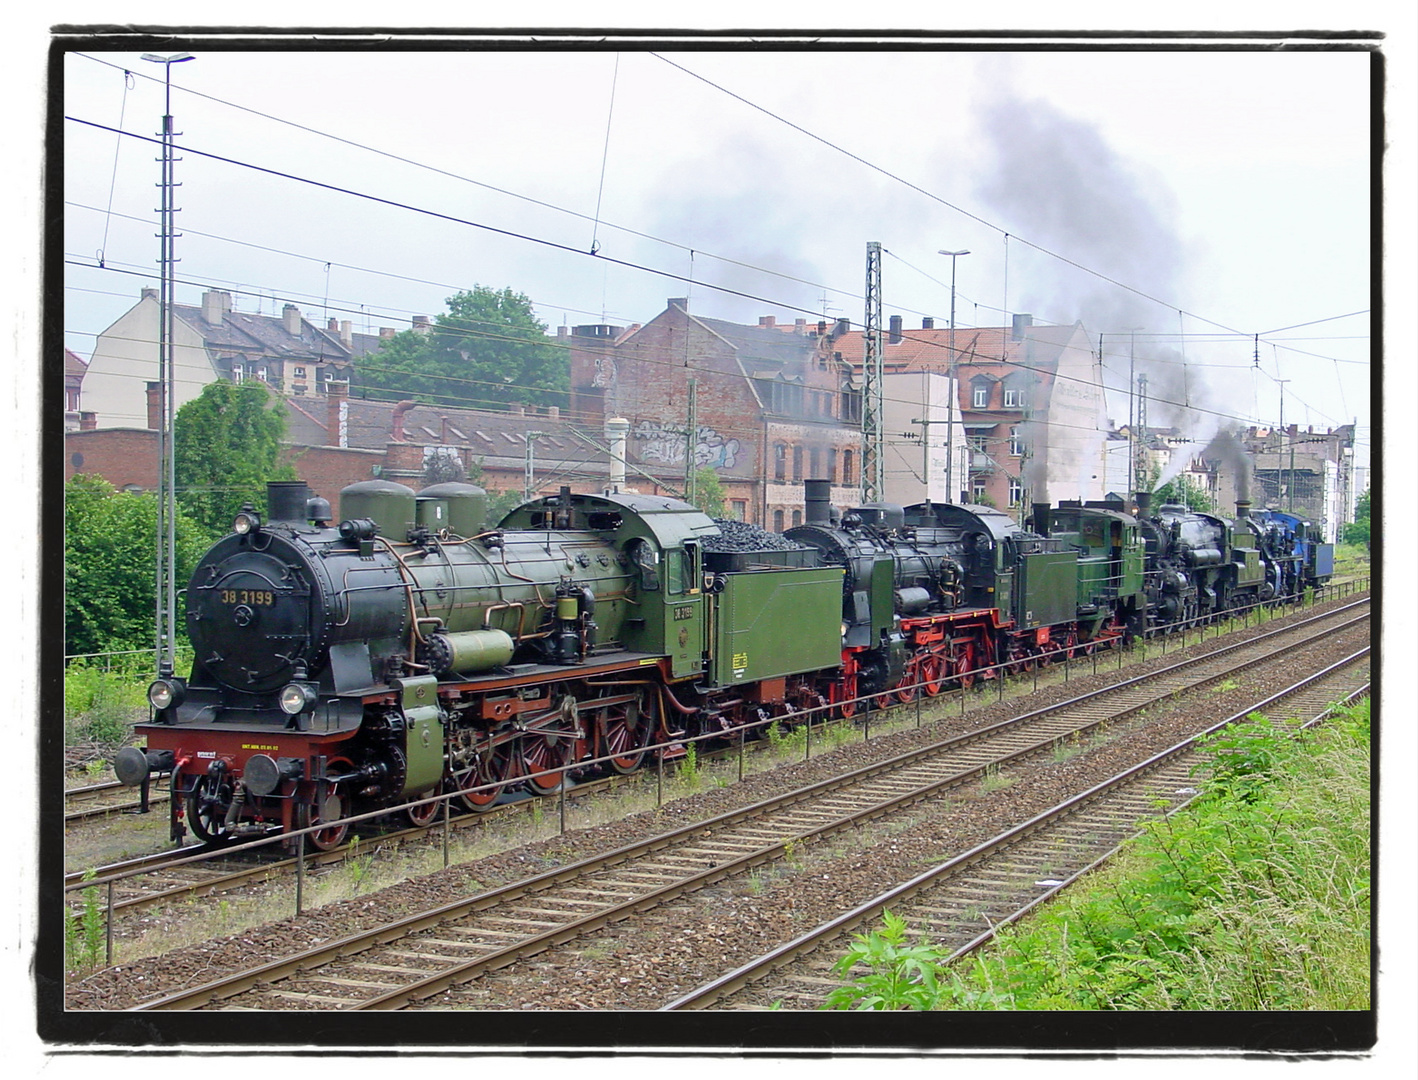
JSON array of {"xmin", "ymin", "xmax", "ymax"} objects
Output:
[
  {"xmin": 599, "ymin": 690, "xmax": 654, "ymax": 775},
  {"xmin": 952, "ymin": 646, "xmax": 977, "ymax": 689},
  {"xmin": 404, "ymin": 782, "xmax": 442, "ymax": 827},
  {"xmin": 837, "ymin": 666, "xmax": 861, "ymax": 719},
  {"xmin": 895, "ymin": 658, "xmax": 921, "ymax": 704},
  {"xmin": 307, "ymin": 787, "xmax": 351, "ymax": 852},
  {"xmin": 522, "ymin": 730, "xmax": 572, "ymax": 796},
  {"xmin": 458, "ymin": 745, "xmax": 512, "ymax": 813},
  {"xmin": 921, "ymin": 650, "xmax": 947, "ymax": 696}
]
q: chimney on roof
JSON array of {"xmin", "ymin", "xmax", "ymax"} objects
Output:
[
  {"xmin": 391, "ymin": 400, "xmax": 416, "ymax": 443},
  {"xmin": 547, "ymin": 406, "xmax": 560, "ymax": 420},
  {"xmin": 80, "ymin": 412, "xmax": 97, "ymax": 432},
  {"xmin": 141, "ymin": 287, "xmax": 159, "ymax": 302},
  {"xmin": 794, "ymin": 318, "xmax": 806, "ymax": 333},
  {"xmin": 380, "ymin": 327, "xmax": 397, "ymax": 339},
  {"xmin": 412, "ymin": 316, "xmax": 432, "ymax": 334},
  {"xmin": 1011, "ymin": 313, "xmax": 1033, "ymax": 340},
  {"xmin": 922, "ymin": 317, "xmax": 934, "ymax": 330},
  {"xmin": 888, "ymin": 315, "xmax": 903, "ymax": 344},
  {"xmin": 202, "ymin": 289, "xmax": 232, "ymax": 324},
  {"xmin": 834, "ymin": 317, "xmax": 850, "ymax": 338},
  {"xmin": 283, "ymin": 304, "xmax": 302, "ymax": 336},
  {"xmin": 327, "ymin": 380, "xmax": 349, "ymax": 448},
  {"xmin": 759, "ymin": 316, "xmax": 776, "ymax": 329},
  {"xmin": 145, "ymin": 382, "xmax": 162, "ymax": 431},
  {"xmin": 668, "ymin": 298, "xmax": 688, "ymax": 311},
  {"xmin": 339, "ymin": 320, "xmax": 352, "ymax": 348}
]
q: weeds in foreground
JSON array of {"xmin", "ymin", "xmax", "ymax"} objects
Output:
[
  {"xmin": 65, "ymin": 869, "xmax": 105, "ymax": 972},
  {"xmin": 821, "ymin": 701, "xmax": 1370, "ymax": 1011}
]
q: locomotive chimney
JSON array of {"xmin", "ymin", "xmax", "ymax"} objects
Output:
[
  {"xmin": 1031, "ymin": 502, "xmax": 1051, "ymax": 537},
  {"xmin": 605, "ymin": 416, "xmax": 630, "ymax": 493},
  {"xmin": 1134, "ymin": 491, "xmax": 1152, "ymax": 514},
  {"xmin": 1235, "ymin": 499, "xmax": 1251, "ymax": 519},
  {"xmin": 804, "ymin": 479, "xmax": 833, "ymax": 525},
  {"xmin": 267, "ymin": 481, "xmax": 312, "ymax": 523}
]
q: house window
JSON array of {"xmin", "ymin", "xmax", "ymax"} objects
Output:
[
  {"xmin": 792, "ymin": 445, "xmax": 803, "ymax": 482},
  {"xmin": 293, "ymin": 366, "xmax": 306, "ymax": 379},
  {"xmin": 791, "ymin": 510, "xmax": 802, "ymax": 527},
  {"xmin": 730, "ymin": 500, "xmax": 747, "ymax": 521},
  {"xmin": 1008, "ymin": 427, "xmax": 1023, "ymax": 456},
  {"xmin": 842, "ymin": 449, "xmax": 855, "ymax": 485},
  {"xmin": 773, "ymin": 510, "xmax": 785, "ymax": 532},
  {"xmin": 968, "ymin": 434, "xmax": 988, "ymax": 453},
  {"xmin": 973, "ymin": 479, "xmax": 989, "ymax": 502},
  {"xmin": 828, "ymin": 448, "xmax": 838, "ymax": 483},
  {"xmin": 774, "ymin": 443, "xmax": 787, "ymax": 482},
  {"xmin": 972, "ymin": 383, "xmax": 990, "ymax": 408},
  {"xmin": 1008, "ymin": 479, "xmax": 1024, "ymax": 507},
  {"xmin": 809, "ymin": 447, "xmax": 821, "ymax": 480}
]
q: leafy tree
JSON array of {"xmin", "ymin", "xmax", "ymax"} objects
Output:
[
  {"xmin": 1342, "ymin": 488, "xmax": 1371, "ymax": 545},
  {"xmin": 357, "ymin": 285, "xmax": 568, "ymax": 411},
  {"xmin": 689, "ymin": 466, "xmax": 728, "ymax": 519},
  {"xmin": 1147, "ymin": 460, "xmax": 1216, "ymax": 513},
  {"xmin": 174, "ymin": 380, "xmax": 297, "ymax": 535},
  {"xmin": 64, "ymin": 475, "xmax": 210, "ymax": 657}
]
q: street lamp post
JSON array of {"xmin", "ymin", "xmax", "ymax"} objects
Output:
[
  {"xmin": 938, "ymin": 249, "xmax": 969, "ymax": 503},
  {"xmin": 142, "ymin": 51, "xmax": 193, "ymax": 677}
]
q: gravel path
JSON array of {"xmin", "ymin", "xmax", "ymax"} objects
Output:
[{"xmin": 64, "ymin": 596, "xmax": 1369, "ymax": 1011}]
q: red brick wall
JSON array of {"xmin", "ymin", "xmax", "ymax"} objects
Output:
[{"xmin": 65, "ymin": 429, "xmax": 160, "ymax": 489}]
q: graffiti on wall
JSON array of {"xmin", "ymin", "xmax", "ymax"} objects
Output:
[{"xmin": 633, "ymin": 420, "xmax": 742, "ymax": 470}]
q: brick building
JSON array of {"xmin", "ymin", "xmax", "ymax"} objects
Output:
[
  {"xmin": 824, "ymin": 314, "xmax": 1107, "ymax": 513},
  {"xmin": 566, "ymin": 299, "xmax": 864, "ymax": 528}
]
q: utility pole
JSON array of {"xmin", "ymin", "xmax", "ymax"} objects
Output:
[
  {"xmin": 861, "ymin": 241, "xmax": 884, "ymax": 503},
  {"xmin": 1126, "ymin": 327, "xmax": 1143, "ymax": 498},
  {"xmin": 1276, "ymin": 379, "xmax": 1290, "ymax": 509},
  {"xmin": 938, "ymin": 249, "xmax": 969, "ymax": 502},
  {"xmin": 684, "ymin": 377, "xmax": 698, "ymax": 507},
  {"xmin": 142, "ymin": 51, "xmax": 193, "ymax": 678},
  {"xmin": 1135, "ymin": 374, "xmax": 1150, "ymax": 498}
]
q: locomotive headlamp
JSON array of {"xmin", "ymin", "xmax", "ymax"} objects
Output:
[
  {"xmin": 147, "ymin": 677, "xmax": 186, "ymax": 711},
  {"xmin": 233, "ymin": 509, "xmax": 262, "ymax": 535},
  {"xmin": 279, "ymin": 682, "xmax": 318, "ymax": 715}
]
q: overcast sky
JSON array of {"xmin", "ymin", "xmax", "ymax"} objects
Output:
[{"xmin": 58, "ymin": 35, "xmax": 1378, "ymax": 466}]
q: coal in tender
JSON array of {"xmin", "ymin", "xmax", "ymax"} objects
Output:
[{"xmin": 704, "ymin": 518, "xmax": 807, "ymax": 553}]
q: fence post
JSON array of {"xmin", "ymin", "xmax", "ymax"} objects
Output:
[
  {"xmin": 296, "ymin": 830, "xmax": 306, "ymax": 916},
  {"xmin": 559, "ymin": 774, "xmax": 567, "ymax": 835},
  {"xmin": 738, "ymin": 726, "xmax": 745, "ymax": 781},
  {"xmin": 657, "ymin": 751, "xmax": 664, "ymax": 807},
  {"xmin": 442, "ymin": 793, "xmax": 451, "ymax": 869},
  {"xmin": 105, "ymin": 881, "xmax": 115, "ymax": 967}
]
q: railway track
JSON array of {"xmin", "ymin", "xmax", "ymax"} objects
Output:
[
  {"xmin": 64, "ymin": 779, "xmax": 170, "ymax": 825},
  {"xmin": 123, "ymin": 596, "xmax": 1369, "ymax": 1011},
  {"xmin": 666, "ymin": 653, "xmax": 1371, "ymax": 1010}
]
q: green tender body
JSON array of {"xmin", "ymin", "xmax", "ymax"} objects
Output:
[
  {"xmin": 709, "ymin": 565, "xmax": 845, "ymax": 687},
  {"xmin": 1015, "ymin": 549, "xmax": 1080, "ymax": 629}
]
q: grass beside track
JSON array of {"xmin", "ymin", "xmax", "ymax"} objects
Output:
[{"xmin": 825, "ymin": 698, "xmax": 1371, "ymax": 1012}]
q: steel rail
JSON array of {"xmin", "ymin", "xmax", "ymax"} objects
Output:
[
  {"xmin": 127, "ymin": 607, "xmax": 1368, "ymax": 1012},
  {"xmin": 663, "ymin": 651, "xmax": 1371, "ymax": 1010}
]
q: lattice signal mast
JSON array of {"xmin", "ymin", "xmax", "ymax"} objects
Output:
[{"xmin": 861, "ymin": 241, "xmax": 885, "ymax": 503}]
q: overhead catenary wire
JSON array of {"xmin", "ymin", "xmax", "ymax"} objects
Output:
[{"xmin": 63, "ymin": 60, "xmax": 1366, "ymax": 442}]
